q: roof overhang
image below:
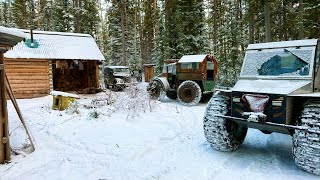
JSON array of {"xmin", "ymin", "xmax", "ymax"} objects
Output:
[{"xmin": 0, "ymin": 26, "xmax": 25, "ymax": 53}]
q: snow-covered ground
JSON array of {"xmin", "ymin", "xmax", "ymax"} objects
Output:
[{"xmin": 0, "ymin": 83, "xmax": 318, "ymax": 180}]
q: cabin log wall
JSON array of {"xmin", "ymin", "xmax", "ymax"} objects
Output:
[{"xmin": 4, "ymin": 58, "xmax": 50, "ymax": 99}]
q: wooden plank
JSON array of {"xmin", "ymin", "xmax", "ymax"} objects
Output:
[
  {"xmin": 5, "ymin": 65, "xmax": 49, "ymax": 69},
  {"xmin": 0, "ymin": 52, "xmax": 5, "ymax": 163},
  {"xmin": 12, "ymin": 90, "xmax": 49, "ymax": 94},
  {"xmin": 5, "ymin": 74, "xmax": 35, "ymax": 152},
  {"xmin": 4, "ymin": 60, "xmax": 48, "ymax": 64},
  {"xmin": 6, "ymin": 72, "xmax": 49, "ymax": 76},
  {"xmin": 11, "ymin": 83, "xmax": 50, "ymax": 89},
  {"xmin": 8, "ymin": 80, "xmax": 49, "ymax": 84},
  {"xmin": 0, "ymin": 52, "xmax": 10, "ymax": 163},
  {"xmin": 13, "ymin": 93, "xmax": 48, "ymax": 99},
  {"xmin": 7, "ymin": 76, "xmax": 49, "ymax": 80},
  {"xmin": 5, "ymin": 69, "xmax": 48, "ymax": 73},
  {"xmin": 95, "ymin": 61, "xmax": 100, "ymax": 88},
  {"xmin": 12, "ymin": 87, "xmax": 50, "ymax": 91}
]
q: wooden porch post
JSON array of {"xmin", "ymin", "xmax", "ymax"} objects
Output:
[{"xmin": 0, "ymin": 52, "xmax": 10, "ymax": 163}]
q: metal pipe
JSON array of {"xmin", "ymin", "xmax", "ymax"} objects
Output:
[{"xmin": 214, "ymin": 114, "xmax": 320, "ymax": 135}]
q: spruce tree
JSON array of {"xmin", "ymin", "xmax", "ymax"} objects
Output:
[
  {"xmin": 52, "ymin": 0, "xmax": 73, "ymax": 32},
  {"xmin": 106, "ymin": 0, "xmax": 123, "ymax": 65},
  {"xmin": 12, "ymin": 0, "xmax": 28, "ymax": 28},
  {"xmin": 79, "ymin": 0, "xmax": 100, "ymax": 37}
]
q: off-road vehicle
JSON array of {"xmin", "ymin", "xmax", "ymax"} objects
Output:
[
  {"xmin": 203, "ymin": 39, "xmax": 320, "ymax": 175},
  {"xmin": 148, "ymin": 54, "xmax": 218, "ymax": 106},
  {"xmin": 104, "ymin": 66, "xmax": 131, "ymax": 91}
]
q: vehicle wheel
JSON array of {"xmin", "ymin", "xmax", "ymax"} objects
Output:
[
  {"xmin": 293, "ymin": 100, "xmax": 320, "ymax": 175},
  {"xmin": 177, "ymin": 80, "xmax": 202, "ymax": 106},
  {"xmin": 112, "ymin": 82, "xmax": 120, "ymax": 92},
  {"xmin": 203, "ymin": 91, "xmax": 248, "ymax": 152},
  {"xmin": 148, "ymin": 80, "xmax": 165, "ymax": 100},
  {"xmin": 166, "ymin": 91, "xmax": 177, "ymax": 100}
]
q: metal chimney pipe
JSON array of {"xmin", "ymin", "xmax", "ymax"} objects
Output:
[{"xmin": 30, "ymin": 29, "xmax": 34, "ymax": 47}]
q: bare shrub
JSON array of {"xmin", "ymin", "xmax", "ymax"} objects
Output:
[{"xmin": 114, "ymin": 84, "xmax": 158, "ymax": 120}]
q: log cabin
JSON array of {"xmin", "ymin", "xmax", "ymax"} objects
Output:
[{"xmin": 4, "ymin": 29, "xmax": 105, "ymax": 99}]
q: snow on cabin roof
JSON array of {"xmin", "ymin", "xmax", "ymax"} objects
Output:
[
  {"xmin": 179, "ymin": 55, "xmax": 208, "ymax": 63},
  {"xmin": 0, "ymin": 26, "xmax": 26, "ymax": 39},
  {"xmin": 0, "ymin": 26, "xmax": 26, "ymax": 53},
  {"xmin": 247, "ymin": 39, "xmax": 318, "ymax": 50},
  {"xmin": 4, "ymin": 29, "xmax": 105, "ymax": 61}
]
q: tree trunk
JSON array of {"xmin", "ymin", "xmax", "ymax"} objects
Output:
[
  {"xmin": 120, "ymin": 0, "xmax": 128, "ymax": 65},
  {"xmin": 248, "ymin": 0, "xmax": 254, "ymax": 43},
  {"xmin": 298, "ymin": 0, "xmax": 304, "ymax": 39},
  {"xmin": 212, "ymin": 0, "xmax": 218, "ymax": 53},
  {"xmin": 154, "ymin": 0, "xmax": 158, "ymax": 35},
  {"xmin": 264, "ymin": 0, "xmax": 271, "ymax": 42}
]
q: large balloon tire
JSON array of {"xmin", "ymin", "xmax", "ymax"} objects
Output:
[
  {"xmin": 177, "ymin": 80, "xmax": 202, "ymax": 106},
  {"xmin": 148, "ymin": 80, "xmax": 165, "ymax": 101},
  {"xmin": 203, "ymin": 91, "xmax": 248, "ymax": 152},
  {"xmin": 293, "ymin": 101, "xmax": 320, "ymax": 175}
]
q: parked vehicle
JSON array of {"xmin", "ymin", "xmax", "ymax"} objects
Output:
[
  {"xmin": 203, "ymin": 39, "xmax": 320, "ymax": 175},
  {"xmin": 104, "ymin": 66, "xmax": 131, "ymax": 91},
  {"xmin": 148, "ymin": 54, "xmax": 218, "ymax": 106}
]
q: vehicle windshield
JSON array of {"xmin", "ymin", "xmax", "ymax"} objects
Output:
[
  {"xmin": 180, "ymin": 62, "xmax": 200, "ymax": 69},
  {"xmin": 162, "ymin": 63, "xmax": 177, "ymax": 74},
  {"xmin": 113, "ymin": 68, "xmax": 130, "ymax": 73},
  {"xmin": 241, "ymin": 47, "xmax": 316, "ymax": 77}
]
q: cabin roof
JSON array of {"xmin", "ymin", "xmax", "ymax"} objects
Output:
[
  {"xmin": 4, "ymin": 29, "xmax": 105, "ymax": 61},
  {"xmin": 0, "ymin": 26, "xmax": 25, "ymax": 53},
  {"xmin": 179, "ymin": 54, "xmax": 208, "ymax": 63}
]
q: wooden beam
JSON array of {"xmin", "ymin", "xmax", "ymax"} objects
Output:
[
  {"xmin": 0, "ymin": 52, "xmax": 10, "ymax": 163},
  {"xmin": 5, "ymin": 74, "xmax": 35, "ymax": 152}
]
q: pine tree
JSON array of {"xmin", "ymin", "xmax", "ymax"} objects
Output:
[
  {"xmin": 1, "ymin": 0, "xmax": 16, "ymax": 27},
  {"xmin": 140, "ymin": 0, "xmax": 155, "ymax": 64},
  {"xmin": 12, "ymin": 0, "xmax": 28, "ymax": 28},
  {"xmin": 79, "ymin": 0, "xmax": 100, "ymax": 37},
  {"xmin": 0, "ymin": 3, "xmax": 3, "ymax": 26},
  {"xmin": 152, "ymin": 9, "xmax": 166, "ymax": 74},
  {"xmin": 37, "ymin": 0, "xmax": 54, "ymax": 31},
  {"xmin": 129, "ymin": 0, "xmax": 143, "ymax": 71},
  {"xmin": 106, "ymin": 0, "xmax": 123, "ymax": 65},
  {"xmin": 176, "ymin": 0, "xmax": 208, "ymax": 56},
  {"xmin": 52, "ymin": 0, "xmax": 73, "ymax": 32}
]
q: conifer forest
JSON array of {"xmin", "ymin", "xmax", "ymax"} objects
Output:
[{"xmin": 0, "ymin": 0, "xmax": 319, "ymax": 86}]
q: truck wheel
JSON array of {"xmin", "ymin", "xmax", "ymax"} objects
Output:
[
  {"xmin": 203, "ymin": 91, "xmax": 248, "ymax": 152},
  {"xmin": 293, "ymin": 101, "xmax": 320, "ymax": 175},
  {"xmin": 166, "ymin": 91, "xmax": 177, "ymax": 100},
  {"xmin": 148, "ymin": 80, "xmax": 165, "ymax": 100},
  {"xmin": 177, "ymin": 80, "xmax": 202, "ymax": 106}
]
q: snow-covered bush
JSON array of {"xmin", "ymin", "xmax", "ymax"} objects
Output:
[
  {"xmin": 66, "ymin": 100, "xmax": 80, "ymax": 115},
  {"xmin": 88, "ymin": 108, "xmax": 100, "ymax": 119},
  {"xmin": 114, "ymin": 84, "xmax": 157, "ymax": 119}
]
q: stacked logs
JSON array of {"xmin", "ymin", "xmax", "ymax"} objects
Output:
[{"xmin": 54, "ymin": 70, "xmax": 83, "ymax": 91}]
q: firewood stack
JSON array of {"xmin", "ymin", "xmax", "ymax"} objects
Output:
[{"xmin": 54, "ymin": 70, "xmax": 83, "ymax": 91}]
